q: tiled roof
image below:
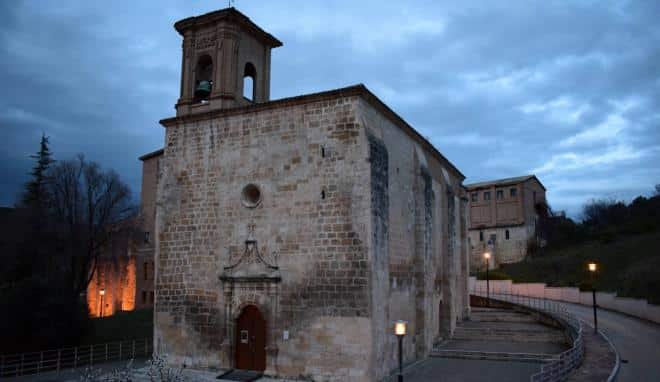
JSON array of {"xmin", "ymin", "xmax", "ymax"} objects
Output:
[{"xmin": 465, "ymin": 175, "xmax": 545, "ymax": 190}]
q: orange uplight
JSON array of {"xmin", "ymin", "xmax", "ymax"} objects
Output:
[
  {"xmin": 87, "ymin": 256, "xmax": 138, "ymax": 318},
  {"xmin": 121, "ymin": 257, "xmax": 136, "ymax": 311}
]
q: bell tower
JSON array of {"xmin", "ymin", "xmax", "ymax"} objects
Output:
[{"xmin": 173, "ymin": 8, "xmax": 282, "ymax": 116}]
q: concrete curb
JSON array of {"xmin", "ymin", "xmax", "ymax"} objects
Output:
[
  {"xmin": 579, "ymin": 319, "xmax": 620, "ymax": 382},
  {"xmin": 600, "ymin": 329, "xmax": 620, "ymax": 382}
]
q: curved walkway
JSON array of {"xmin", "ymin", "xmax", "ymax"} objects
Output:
[{"xmin": 563, "ymin": 302, "xmax": 660, "ymax": 381}]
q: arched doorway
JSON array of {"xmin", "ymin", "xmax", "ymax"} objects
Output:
[{"xmin": 235, "ymin": 305, "xmax": 266, "ymax": 371}]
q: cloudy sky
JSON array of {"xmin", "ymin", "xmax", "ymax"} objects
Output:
[{"xmin": 1, "ymin": 1, "xmax": 658, "ymax": 217}]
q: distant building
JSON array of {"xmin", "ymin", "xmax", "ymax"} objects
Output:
[
  {"xmin": 466, "ymin": 175, "xmax": 546, "ymax": 270},
  {"xmin": 85, "ymin": 150, "xmax": 161, "ymax": 317}
]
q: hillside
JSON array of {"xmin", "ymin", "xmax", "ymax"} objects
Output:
[{"xmin": 497, "ymin": 230, "xmax": 660, "ymax": 304}]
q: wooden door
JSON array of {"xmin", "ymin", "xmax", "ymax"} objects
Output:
[{"xmin": 235, "ymin": 305, "xmax": 266, "ymax": 371}]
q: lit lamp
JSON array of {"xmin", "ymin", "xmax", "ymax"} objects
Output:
[
  {"xmin": 484, "ymin": 252, "xmax": 491, "ymax": 302},
  {"xmin": 394, "ymin": 320, "xmax": 407, "ymax": 382},
  {"xmin": 99, "ymin": 289, "xmax": 106, "ymax": 318},
  {"xmin": 588, "ymin": 262, "xmax": 598, "ymax": 332}
]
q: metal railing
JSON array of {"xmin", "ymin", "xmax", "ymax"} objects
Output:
[
  {"xmin": 471, "ymin": 286, "xmax": 584, "ymax": 382},
  {"xmin": 0, "ymin": 338, "xmax": 152, "ymax": 379}
]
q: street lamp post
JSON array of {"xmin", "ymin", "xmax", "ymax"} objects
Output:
[
  {"xmin": 394, "ymin": 321, "xmax": 407, "ymax": 382},
  {"xmin": 588, "ymin": 263, "xmax": 598, "ymax": 333},
  {"xmin": 484, "ymin": 252, "xmax": 491, "ymax": 302},
  {"xmin": 99, "ymin": 289, "xmax": 106, "ymax": 318}
]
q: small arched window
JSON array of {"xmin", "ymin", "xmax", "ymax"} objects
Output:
[
  {"xmin": 193, "ymin": 55, "xmax": 213, "ymax": 103},
  {"xmin": 243, "ymin": 62, "xmax": 256, "ymax": 102},
  {"xmin": 505, "ymin": 230, "xmax": 510, "ymax": 240}
]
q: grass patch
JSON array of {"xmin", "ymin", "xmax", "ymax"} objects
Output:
[
  {"xmin": 80, "ymin": 309, "xmax": 153, "ymax": 345},
  {"xmin": 500, "ymin": 231, "xmax": 660, "ymax": 304}
]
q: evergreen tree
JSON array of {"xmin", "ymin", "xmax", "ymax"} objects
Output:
[{"xmin": 21, "ymin": 133, "xmax": 54, "ymax": 210}]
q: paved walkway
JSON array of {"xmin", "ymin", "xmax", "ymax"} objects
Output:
[
  {"xmin": 563, "ymin": 301, "xmax": 660, "ymax": 381},
  {"xmin": 567, "ymin": 328, "xmax": 615, "ymax": 382},
  {"xmin": 396, "ymin": 358, "xmax": 541, "ymax": 382}
]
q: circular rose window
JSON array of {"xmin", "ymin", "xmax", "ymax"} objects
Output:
[{"xmin": 241, "ymin": 184, "xmax": 262, "ymax": 208}]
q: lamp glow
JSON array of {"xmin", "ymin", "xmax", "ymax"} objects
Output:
[
  {"xmin": 99, "ymin": 289, "xmax": 106, "ymax": 296},
  {"xmin": 484, "ymin": 252, "xmax": 491, "ymax": 260},
  {"xmin": 394, "ymin": 321, "xmax": 407, "ymax": 336},
  {"xmin": 588, "ymin": 263, "xmax": 597, "ymax": 272}
]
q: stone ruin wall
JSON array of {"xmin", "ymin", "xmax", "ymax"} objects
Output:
[{"xmin": 155, "ymin": 95, "xmax": 374, "ymax": 380}]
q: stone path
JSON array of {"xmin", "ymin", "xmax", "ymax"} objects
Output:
[{"xmin": 566, "ymin": 327, "xmax": 616, "ymax": 382}]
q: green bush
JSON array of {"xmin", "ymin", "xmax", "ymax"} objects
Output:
[{"xmin": 476, "ymin": 270, "xmax": 511, "ymax": 280}]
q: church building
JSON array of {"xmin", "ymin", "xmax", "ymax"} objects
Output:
[{"xmin": 152, "ymin": 7, "xmax": 470, "ymax": 381}]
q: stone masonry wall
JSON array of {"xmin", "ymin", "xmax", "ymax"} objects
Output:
[
  {"xmin": 155, "ymin": 95, "xmax": 373, "ymax": 380},
  {"xmin": 357, "ymin": 99, "xmax": 467, "ymax": 380}
]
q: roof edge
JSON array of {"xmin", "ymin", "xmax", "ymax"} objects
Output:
[
  {"xmin": 159, "ymin": 84, "xmax": 465, "ymax": 180},
  {"xmin": 174, "ymin": 7, "xmax": 282, "ymax": 47},
  {"xmin": 465, "ymin": 175, "xmax": 546, "ymax": 191},
  {"xmin": 139, "ymin": 148, "xmax": 164, "ymax": 161}
]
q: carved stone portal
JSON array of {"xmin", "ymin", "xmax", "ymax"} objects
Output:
[{"xmin": 220, "ymin": 228, "xmax": 281, "ymax": 374}]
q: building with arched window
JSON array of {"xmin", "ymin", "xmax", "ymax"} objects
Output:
[{"xmin": 145, "ymin": 7, "xmax": 470, "ymax": 381}]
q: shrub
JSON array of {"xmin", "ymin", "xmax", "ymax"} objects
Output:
[{"xmin": 476, "ymin": 270, "xmax": 511, "ymax": 280}]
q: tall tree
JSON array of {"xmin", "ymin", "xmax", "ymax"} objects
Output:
[
  {"xmin": 48, "ymin": 154, "xmax": 135, "ymax": 296},
  {"xmin": 21, "ymin": 133, "xmax": 55, "ymax": 210}
]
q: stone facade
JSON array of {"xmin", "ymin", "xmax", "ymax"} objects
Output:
[
  {"xmin": 150, "ymin": 8, "xmax": 470, "ymax": 382},
  {"xmin": 466, "ymin": 175, "xmax": 546, "ymax": 270}
]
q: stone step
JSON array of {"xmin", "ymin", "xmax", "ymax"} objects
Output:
[
  {"xmin": 430, "ymin": 349, "xmax": 558, "ymax": 364},
  {"xmin": 453, "ymin": 328, "xmax": 566, "ymax": 343},
  {"xmin": 470, "ymin": 313, "xmax": 536, "ymax": 323}
]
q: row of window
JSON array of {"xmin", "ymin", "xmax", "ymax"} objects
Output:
[
  {"xmin": 471, "ymin": 187, "xmax": 517, "ymax": 202},
  {"xmin": 479, "ymin": 230, "xmax": 510, "ymax": 241}
]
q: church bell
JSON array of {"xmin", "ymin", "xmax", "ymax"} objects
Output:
[{"xmin": 195, "ymin": 80, "xmax": 212, "ymax": 99}]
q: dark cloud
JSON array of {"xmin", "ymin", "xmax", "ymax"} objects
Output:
[{"xmin": 1, "ymin": 0, "xmax": 659, "ymax": 217}]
